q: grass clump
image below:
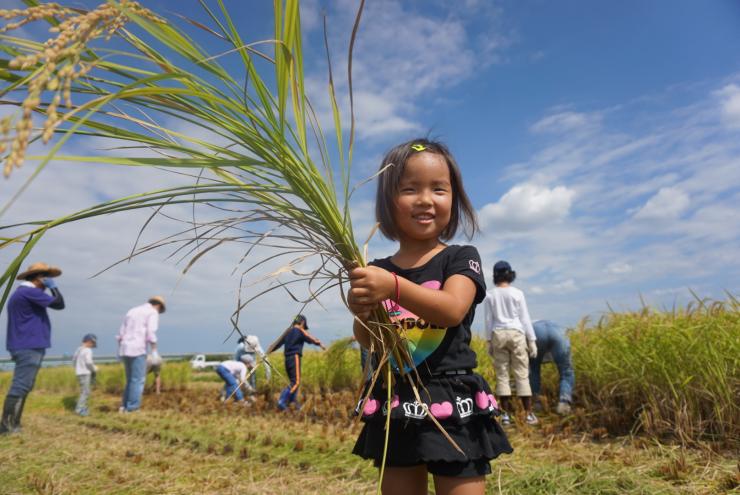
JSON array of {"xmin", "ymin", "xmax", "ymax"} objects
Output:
[{"xmin": 300, "ymin": 337, "xmax": 363, "ymax": 391}]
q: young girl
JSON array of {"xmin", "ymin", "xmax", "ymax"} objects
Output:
[
  {"xmin": 348, "ymin": 139, "xmax": 512, "ymax": 495},
  {"xmin": 483, "ymin": 261, "xmax": 538, "ymax": 426}
]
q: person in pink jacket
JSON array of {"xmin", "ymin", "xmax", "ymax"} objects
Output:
[{"xmin": 116, "ymin": 296, "xmax": 165, "ymax": 412}]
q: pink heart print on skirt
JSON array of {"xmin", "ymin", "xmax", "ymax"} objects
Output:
[
  {"xmin": 430, "ymin": 401, "xmax": 453, "ymax": 419},
  {"xmin": 475, "ymin": 391, "xmax": 495, "ymax": 410},
  {"xmin": 363, "ymin": 399, "xmax": 379, "ymax": 416}
]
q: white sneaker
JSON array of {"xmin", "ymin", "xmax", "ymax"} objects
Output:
[
  {"xmin": 556, "ymin": 402, "xmax": 572, "ymax": 415},
  {"xmin": 500, "ymin": 412, "xmax": 511, "ymax": 426},
  {"xmin": 525, "ymin": 412, "xmax": 539, "ymax": 425}
]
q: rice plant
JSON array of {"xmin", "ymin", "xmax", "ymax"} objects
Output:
[
  {"xmin": 0, "ymin": 361, "xmax": 192, "ymax": 394},
  {"xmin": 299, "ymin": 337, "xmax": 364, "ymax": 391},
  {"xmin": 0, "ymin": 5, "xmax": 417, "ymax": 489},
  {"xmin": 0, "ymin": 1, "xmax": 410, "ymax": 373},
  {"xmin": 537, "ymin": 295, "xmax": 740, "ymax": 448}
]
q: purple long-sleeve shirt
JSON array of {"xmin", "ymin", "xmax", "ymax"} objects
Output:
[{"xmin": 6, "ymin": 282, "xmax": 64, "ymax": 351}]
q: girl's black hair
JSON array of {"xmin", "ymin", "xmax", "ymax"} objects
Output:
[
  {"xmin": 493, "ymin": 268, "xmax": 516, "ymax": 285},
  {"xmin": 375, "ymin": 138, "xmax": 478, "ymax": 241}
]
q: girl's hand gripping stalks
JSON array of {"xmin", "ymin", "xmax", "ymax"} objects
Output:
[{"xmin": 347, "ymin": 266, "xmax": 396, "ymax": 321}]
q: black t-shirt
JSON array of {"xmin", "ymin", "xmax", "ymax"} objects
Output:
[{"xmin": 370, "ymin": 245, "xmax": 486, "ymax": 373}]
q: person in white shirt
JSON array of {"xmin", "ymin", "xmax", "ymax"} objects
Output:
[
  {"xmin": 234, "ymin": 334, "xmax": 271, "ymax": 391},
  {"xmin": 215, "ymin": 360, "xmax": 250, "ymax": 403},
  {"xmin": 72, "ymin": 333, "xmax": 98, "ymax": 416},
  {"xmin": 116, "ymin": 296, "xmax": 165, "ymax": 412},
  {"xmin": 483, "ymin": 261, "xmax": 538, "ymax": 426}
]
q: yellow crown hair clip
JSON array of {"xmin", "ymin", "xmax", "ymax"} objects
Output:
[{"xmin": 410, "ymin": 144, "xmax": 427, "ymax": 152}]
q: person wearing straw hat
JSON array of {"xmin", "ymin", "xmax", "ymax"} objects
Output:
[
  {"xmin": 1, "ymin": 262, "xmax": 65, "ymax": 434},
  {"xmin": 116, "ymin": 296, "xmax": 165, "ymax": 413},
  {"xmin": 267, "ymin": 314, "xmax": 325, "ymax": 411}
]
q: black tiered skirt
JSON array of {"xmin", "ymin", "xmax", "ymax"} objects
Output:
[{"xmin": 352, "ymin": 372, "xmax": 513, "ymax": 465}]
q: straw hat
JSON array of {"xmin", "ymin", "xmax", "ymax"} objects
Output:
[
  {"xmin": 148, "ymin": 295, "xmax": 166, "ymax": 313},
  {"xmin": 16, "ymin": 262, "xmax": 62, "ymax": 281}
]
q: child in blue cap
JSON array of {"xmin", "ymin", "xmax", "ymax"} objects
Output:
[
  {"xmin": 267, "ymin": 314, "xmax": 325, "ymax": 411},
  {"xmin": 72, "ymin": 334, "xmax": 98, "ymax": 416}
]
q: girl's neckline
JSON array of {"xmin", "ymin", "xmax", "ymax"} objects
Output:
[{"xmin": 388, "ymin": 244, "xmax": 452, "ymax": 271}]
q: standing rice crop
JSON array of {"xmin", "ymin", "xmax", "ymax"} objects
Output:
[
  {"xmin": 0, "ymin": 361, "xmax": 192, "ymax": 395},
  {"xmin": 300, "ymin": 337, "xmax": 364, "ymax": 392},
  {"xmin": 554, "ymin": 296, "xmax": 739, "ymax": 448}
]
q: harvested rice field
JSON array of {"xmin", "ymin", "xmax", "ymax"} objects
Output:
[{"xmin": 1, "ymin": 383, "xmax": 737, "ymax": 495}]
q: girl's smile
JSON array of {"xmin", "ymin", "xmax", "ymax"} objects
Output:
[{"xmin": 394, "ymin": 152, "xmax": 453, "ymax": 245}]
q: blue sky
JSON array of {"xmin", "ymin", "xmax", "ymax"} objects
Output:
[{"xmin": 1, "ymin": 0, "xmax": 739, "ymax": 357}]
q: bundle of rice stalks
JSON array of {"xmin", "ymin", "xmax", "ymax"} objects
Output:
[{"xmin": 0, "ymin": 1, "xmax": 407, "ymax": 369}]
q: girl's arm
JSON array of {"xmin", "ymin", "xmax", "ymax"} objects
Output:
[{"xmin": 349, "ymin": 265, "xmax": 477, "ymax": 329}]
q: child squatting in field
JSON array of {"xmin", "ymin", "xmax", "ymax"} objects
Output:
[{"xmin": 348, "ymin": 139, "xmax": 512, "ymax": 495}]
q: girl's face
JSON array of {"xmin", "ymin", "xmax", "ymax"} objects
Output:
[{"xmin": 393, "ymin": 152, "xmax": 453, "ymax": 244}]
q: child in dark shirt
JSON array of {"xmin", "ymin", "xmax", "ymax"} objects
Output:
[
  {"xmin": 267, "ymin": 314, "xmax": 325, "ymax": 411},
  {"xmin": 348, "ymin": 139, "xmax": 512, "ymax": 494}
]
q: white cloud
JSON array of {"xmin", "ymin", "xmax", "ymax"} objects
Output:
[
  {"xmin": 478, "ymin": 183, "xmax": 575, "ymax": 232},
  {"xmin": 715, "ymin": 83, "xmax": 740, "ymax": 128},
  {"xmin": 530, "ymin": 110, "xmax": 601, "ymax": 134},
  {"xmin": 471, "ymin": 79, "xmax": 740, "ymax": 329},
  {"xmin": 633, "ymin": 187, "xmax": 690, "ymax": 221},
  {"xmin": 304, "ymin": 0, "xmax": 510, "ymax": 141},
  {"xmin": 651, "ymin": 286, "xmax": 685, "ymax": 297},
  {"xmin": 299, "ymin": 0, "xmax": 322, "ymax": 31},
  {"xmin": 552, "ymin": 278, "xmax": 577, "ymax": 292},
  {"xmin": 352, "ymin": 91, "xmax": 420, "ymax": 137},
  {"xmin": 605, "ymin": 262, "xmax": 633, "ymax": 275}
]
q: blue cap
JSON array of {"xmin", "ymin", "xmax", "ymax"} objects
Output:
[
  {"xmin": 293, "ymin": 314, "xmax": 308, "ymax": 329},
  {"xmin": 493, "ymin": 260, "xmax": 512, "ymax": 272},
  {"xmin": 82, "ymin": 333, "xmax": 97, "ymax": 347}
]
